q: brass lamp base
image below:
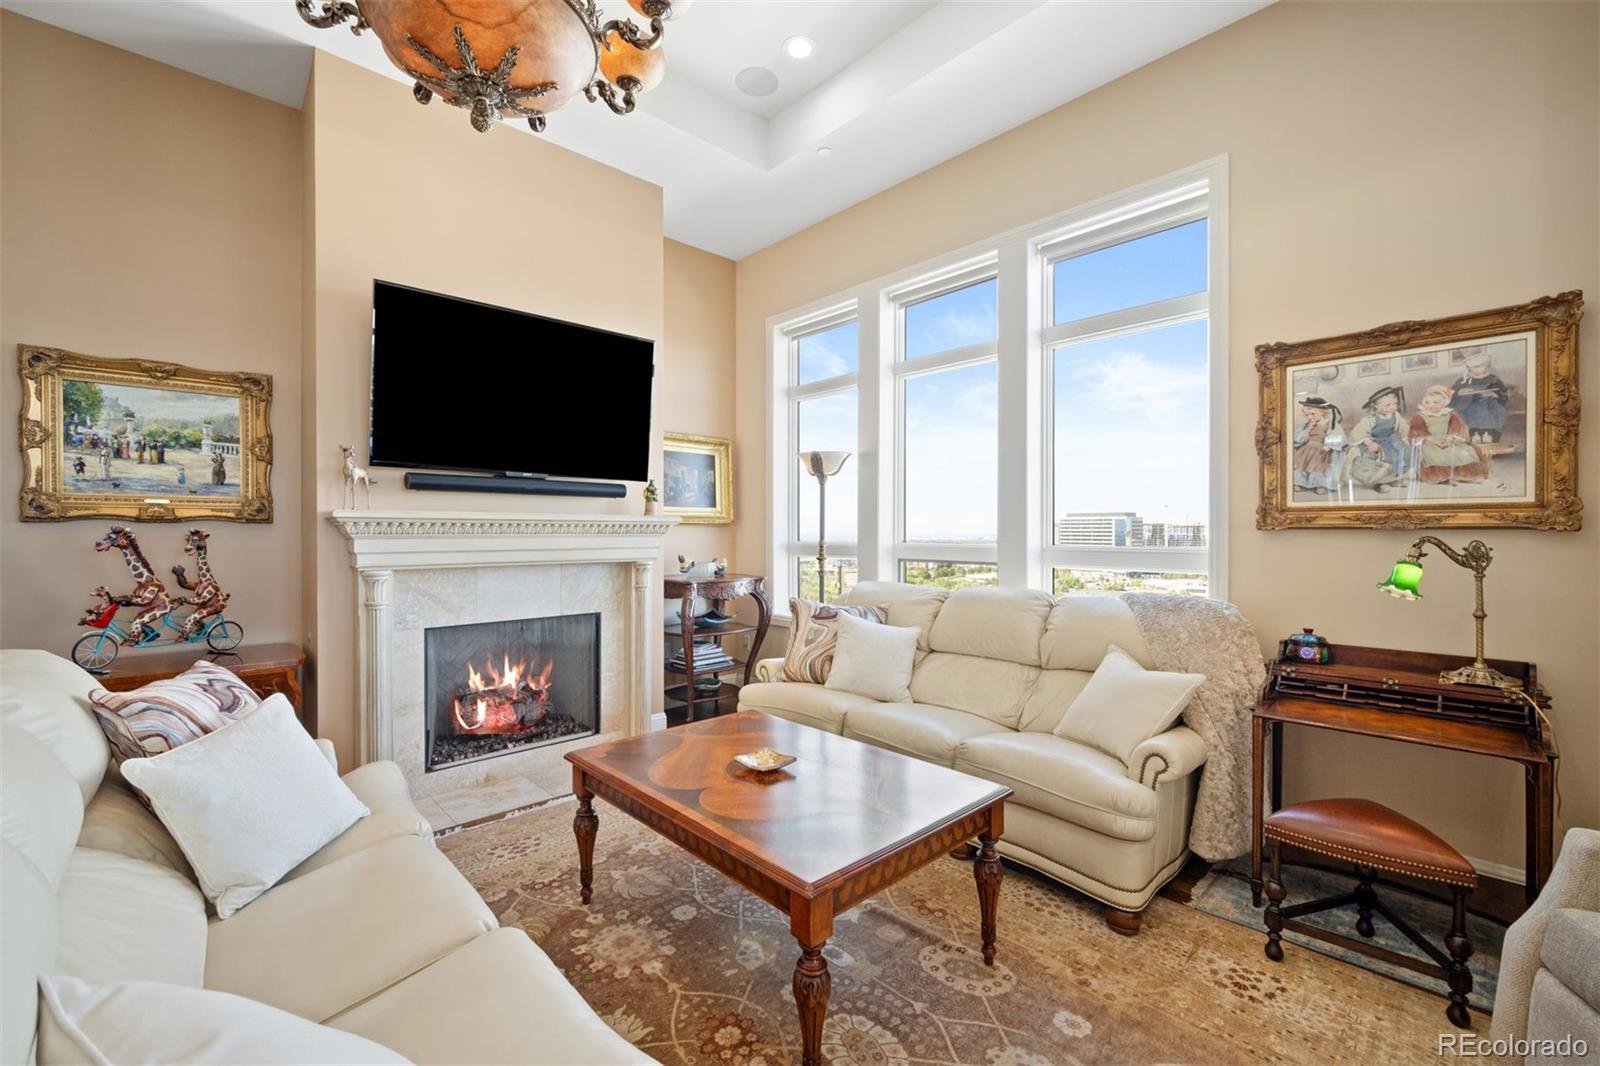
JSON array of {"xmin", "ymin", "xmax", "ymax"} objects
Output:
[{"xmin": 1439, "ymin": 661, "xmax": 1523, "ymax": 691}]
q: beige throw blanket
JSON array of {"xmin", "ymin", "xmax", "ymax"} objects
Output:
[{"xmin": 1121, "ymin": 592, "xmax": 1267, "ymax": 862}]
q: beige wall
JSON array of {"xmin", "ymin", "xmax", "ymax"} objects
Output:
[
  {"xmin": 733, "ymin": 1, "xmax": 1600, "ymax": 870},
  {"xmin": 0, "ymin": 13, "xmax": 304, "ymax": 656},
  {"xmin": 304, "ymin": 51, "xmax": 666, "ymax": 762}
]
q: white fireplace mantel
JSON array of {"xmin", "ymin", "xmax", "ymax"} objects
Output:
[{"xmin": 328, "ymin": 509, "xmax": 679, "ymax": 764}]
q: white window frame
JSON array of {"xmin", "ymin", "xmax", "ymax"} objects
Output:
[
  {"xmin": 765, "ymin": 157, "xmax": 1229, "ymax": 613},
  {"xmin": 767, "ymin": 303, "xmax": 859, "ymax": 613}
]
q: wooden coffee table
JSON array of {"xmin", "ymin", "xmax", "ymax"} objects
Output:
[{"xmin": 565, "ymin": 711, "xmax": 1010, "ymax": 1066}]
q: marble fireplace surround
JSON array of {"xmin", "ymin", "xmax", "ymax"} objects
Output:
[{"xmin": 329, "ymin": 510, "xmax": 678, "ymax": 797}]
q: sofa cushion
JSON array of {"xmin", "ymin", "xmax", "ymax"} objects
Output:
[
  {"xmin": 827, "ymin": 613, "xmax": 917, "ymax": 702},
  {"xmin": 928, "ymin": 588, "xmax": 1054, "ymax": 666},
  {"xmin": 284, "ymin": 760, "xmax": 433, "ymax": 882},
  {"xmin": 953, "ymin": 732, "xmax": 1159, "ymax": 842},
  {"xmin": 204, "ymin": 834, "xmax": 495, "ymax": 1022},
  {"xmin": 783, "ymin": 600, "xmax": 889, "ymax": 683},
  {"xmin": 1540, "ymin": 908, "xmax": 1600, "ymax": 1011},
  {"xmin": 1054, "ymin": 645, "xmax": 1205, "ymax": 762},
  {"xmin": 843, "ymin": 581, "xmax": 949, "ymax": 651},
  {"xmin": 1, "ymin": 722, "xmax": 84, "ymax": 887},
  {"xmin": 88, "ymin": 660, "xmax": 261, "ymax": 767},
  {"xmin": 1039, "ymin": 596, "xmax": 1155, "ymax": 671},
  {"xmin": 736, "ymin": 682, "xmax": 878, "ymax": 734},
  {"xmin": 78, "ymin": 778, "xmax": 195, "ymax": 880},
  {"xmin": 1016, "ymin": 669, "xmax": 1094, "ymax": 734},
  {"xmin": 38, "ymin": 975, "xmax": 409, "ymax": 1066},
  {"xmin": 909, "ymin": 652, "xmax": 1039, "ymax": 729},
  {"xmin": 328, "ymin": 928, "xmax": 651, "ymax": 1064},
  {"xmin": 843, "ymin": 703, "xmax": 1008, "ymax": 765},
  {"xmin": 56, "ymin": 848, "xmax": 208, "ymax": 986},
  {"xmin": 0, "ymin": 650, "xmax": 109, "ymax": 803},
  {"xmin": 2, "ymin": 842, "xmax": 57, "ymax": 1066}
]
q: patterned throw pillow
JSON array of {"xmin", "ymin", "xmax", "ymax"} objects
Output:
[
  {"xmin": 89, "ymin": 661, "xmax": 262, "ymax": 766},
  {"xmin": 782, "ymin": 599, "xmax": 889, "ymax": 683}
]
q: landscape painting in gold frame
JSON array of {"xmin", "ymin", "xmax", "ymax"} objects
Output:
[
  {"xmin": 661, "ymin": 432, "xmax": 733, "ymax": 525},
  {"xmin": 1255, "ymin": 292, "xmax": 1581, "ymax": 531},
  {"xmin": 17, "ymin": 345, "xmax": 273, "ymax": 522}
]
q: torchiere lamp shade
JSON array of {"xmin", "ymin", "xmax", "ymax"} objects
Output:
[
  {"xmin": 799, "ymin": 451, "xmax": 851, "ymax": 479},
  {"xmin": 1377, "ymin": 559, "xmax": 1425, "ymax": 600}
]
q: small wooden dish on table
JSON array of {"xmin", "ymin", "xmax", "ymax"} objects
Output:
[{"xmin": 664, "ymin": 572, "xmax": 772, "ymax": 725}]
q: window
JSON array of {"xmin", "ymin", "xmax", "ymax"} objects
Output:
[
  {"xmin": 896, "ymin": 275, "xmax": 999, "ymax": 570},
  {"xmin": 1044, "ymin": 209, "xmax": 1214, "ymax": 594},
  {"xmin": 769, "ymin": 162, "xmax": 1225, "ymax": 610},
  {"xmin": 777, "ymin": 316, "xmax": 859, "ymax": 607}
]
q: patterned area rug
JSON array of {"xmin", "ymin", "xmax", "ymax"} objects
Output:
[
  {"xmin": 441, "ymin": 801, "xmax": 1474, "ymax": 1064},
  {"xmin": 1187, "ymin": 858, "xmax": 1502, "ymax": 1010}
]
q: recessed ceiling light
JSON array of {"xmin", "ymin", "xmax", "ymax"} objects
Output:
[
  {"xmin": 734, "ymin": 66, "xmax": 780, "ymax": 97},
  {"xmin": 784, "ymin": 35, "xmax": 815, "ymax": 60},
  {"xmin": 817, "ymin": 146, "xmax": 833, "ymax": 158}
]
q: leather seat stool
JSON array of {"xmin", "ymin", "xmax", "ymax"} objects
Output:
[{"xmin": 1262, "ymin": 797, "xmax": 1477, "ymax": 1028}]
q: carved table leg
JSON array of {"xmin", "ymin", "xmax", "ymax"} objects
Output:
[
  {"xmin": 573, "ymin": 774, "xmax": 598, "ymax": 905},
  {"xmin": 793, "ymin": 942, "xmax": 830, "ymax": 1066},
  {"xmin": 974, "ymin": 831, "xmax": 1002, "ymax": 966}
]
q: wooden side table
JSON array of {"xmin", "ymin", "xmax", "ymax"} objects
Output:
[
  {"xmin": 96, "ymin": 642, "xmax": 312, "ymax": 734},
  {"xmin": 664, "ymin": 573, "xmax": 772, "ymax": 725}
]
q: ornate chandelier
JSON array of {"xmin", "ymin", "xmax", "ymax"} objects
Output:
[{"xmin": 294, "ymin": 0, "xmax": 688, "ymax": 133}]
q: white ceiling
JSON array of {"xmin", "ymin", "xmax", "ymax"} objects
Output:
[{"xmin": 3, "ymin": 0, "xmax": 1268, "ymax": 258}]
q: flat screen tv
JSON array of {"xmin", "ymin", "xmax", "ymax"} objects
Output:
[{"xmin": 369, "ymin": 280, "xmax": 654, "ymax": 482}]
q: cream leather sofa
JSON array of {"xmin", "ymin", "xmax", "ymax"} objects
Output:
[
  {"xmin": 0, "ymin": 649, "xmax": 647, "ymax": 1065},
  {"xmin": 741, "ymin": 583, "xmax": 1210, "ymax": 934}
]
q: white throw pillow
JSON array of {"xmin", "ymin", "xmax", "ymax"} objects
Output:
[
  {"xmin": 119, "ymin": 694, "xmax": 368, "ymax": 918},
  {"xmin": 825, "ymin": 610, "xmax": 918, "ymax": 703},
  {"xmin": 38, "ymin": 974, "xmax": 410, "ymax": 1065},
  {"xmin": 1054, "ymin": 645, "xmax": 1205, "ymax": 762}
]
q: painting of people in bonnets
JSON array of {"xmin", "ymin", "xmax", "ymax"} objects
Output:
[
  {"xmin": 61, "ymin": 381, "xmax": 242, "ymax": 498},
  {"xmin": 1286, "ymin": 333, "xmax": 1534, "ymax": 507}
]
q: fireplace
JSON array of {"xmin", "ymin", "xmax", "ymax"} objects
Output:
[{"xmin": 423, "ymin": 613, "xmax": 600, "ymax": 772}]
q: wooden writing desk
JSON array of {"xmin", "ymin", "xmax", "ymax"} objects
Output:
[{"xmin": 1253, "ymin": 653, "xmax": 1557, "ymax": 911}]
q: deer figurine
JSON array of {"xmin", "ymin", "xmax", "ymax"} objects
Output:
[{"xmin": 340, "ymin": 445, "xmax": 376, "ymax": 509}]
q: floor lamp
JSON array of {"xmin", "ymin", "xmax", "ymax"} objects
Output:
[{"xmin": 799, "ymin": 450, "xmax": 851, "ymax": 603}]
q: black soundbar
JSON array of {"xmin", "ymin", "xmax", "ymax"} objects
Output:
[{"xmin": 402, "ymin": 471, "xmax": 627, "ymax": 498}]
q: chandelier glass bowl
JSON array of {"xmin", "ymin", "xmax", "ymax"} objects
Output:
[{"xmin": 294, "ymin": 0, "xmax": 686, "ymax": 133}]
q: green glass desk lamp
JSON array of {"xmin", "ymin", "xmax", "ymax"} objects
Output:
[{"xmin": 1377, "ymin": 535, "xmax": 1521, "ymax": 690}]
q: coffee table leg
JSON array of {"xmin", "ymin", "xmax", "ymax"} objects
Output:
[
  {"xmin": 573, "ymin": 774, "xmax": 598, "ymax": 905},
  {"xmin": 974, "ymin": 828, "xmax": 1002, "ymax": 966},
  {"xmin": 793, "ymin": 942, "xmax": 830, "ymax": 1066}
]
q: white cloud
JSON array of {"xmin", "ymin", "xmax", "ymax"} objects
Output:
[{"xmin": 1067, "ymin": 349, "xmax": 1206, "ymax": 415}]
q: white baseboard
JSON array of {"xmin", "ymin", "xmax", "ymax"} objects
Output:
[{"xmin": 1467, "ymin": 855, "xmax": 1525, "ymax": 885}]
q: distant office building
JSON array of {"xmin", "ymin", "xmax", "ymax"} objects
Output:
[
  {"xmin": 1164, "ymin": 523, "xmax": 1207, "ymax": 548},
  {"xmin": 1056, "ymin": 513, "xmax": 1143, "ymax": 547}
]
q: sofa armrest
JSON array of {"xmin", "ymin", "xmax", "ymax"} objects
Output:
[
  {"xmin": 315, "ymin": 737, "xmax": 338, "ymax": 771},
  {"xmin": 753, "ymin": 657, "xmax": 787, "ymax": 683},
  {"xmin": 1491, "ymin": 827, "xmax": 1600, "ymax": 1042},
  {"xmin": 1126, "ymin": 726, "xmax": 1207, "ymax": 789}
]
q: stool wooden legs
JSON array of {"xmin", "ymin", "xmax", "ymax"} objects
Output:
[
  {"xmin": 1263, "ymin": 841, "xmax": 1285, "ymax": 962},
  {"xmin": 1354, "ymin": 866, "xmax": 1377, "ymax": 938},
  {"xmin": 1445, "ymin": 888, "xmax": 1474, "ymax": 1029}
]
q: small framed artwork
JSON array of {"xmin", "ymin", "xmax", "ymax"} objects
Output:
[
  {"xmin": 1255, "ymin": 291, "xmax": 1582, "ymax": 531},
  {"xmin": 662, "ymin": 432, "xmax": 733, "ymax": 525},
  {"xmin": 17, "ymin": 345, "xmax": 273, "ymax": 522}
]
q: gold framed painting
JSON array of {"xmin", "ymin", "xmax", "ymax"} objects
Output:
[
  {"xmin": 1255, "ymin": 291, "xmax": 1582, "ymax": 531},
  {"xmin": 17, "ymin": 345, "xmax": 273, "ymax": 522},
  {"xmin": 661, "ymin": 432, "xmax": 733, "ymax": 524}
]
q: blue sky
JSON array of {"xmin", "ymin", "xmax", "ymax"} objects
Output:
[{"xmin": 792, "ymin": 220, "xmax": 1208, "ymax": 545}]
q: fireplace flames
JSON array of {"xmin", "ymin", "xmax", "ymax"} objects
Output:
[{"xmin": 451, "ymin": 653, "xmax": 554, "ymax": 735}]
